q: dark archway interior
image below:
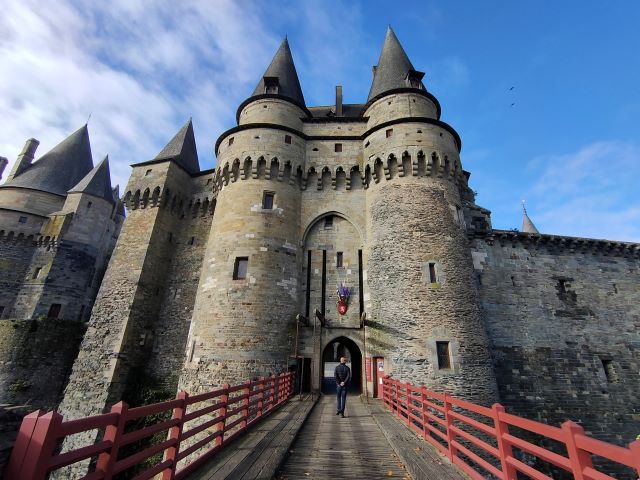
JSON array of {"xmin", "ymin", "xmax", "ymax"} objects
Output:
[{"xmin": 321, "ymin": 336, "xmax": 362, "ymax": 394}]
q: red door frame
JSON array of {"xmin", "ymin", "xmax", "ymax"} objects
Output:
[{"xmin": 372, "ymin": 357, "xmax": 384, "ymax": 398}]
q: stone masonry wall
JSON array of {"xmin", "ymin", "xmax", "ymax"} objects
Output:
[
  {"xmin": 471, "ymin": 236, "xmax": 640, "ymax": 449},
  {"xmin": 0, "ymin": 236, "xmax": 36, "ymax": 318}
]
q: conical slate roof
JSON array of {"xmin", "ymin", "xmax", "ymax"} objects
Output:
[
  {"xmin": 368, "ymin": 27, "xmax": 425, "ymax": 101},
  {"xmin": 68, "ymin": 156, "xmax": 114, "ymax": 203},
  {"xmin": 521, "ymin": 203, "xmax": 540, "ymax": 234},
  {"xmin": 251, "ymin": 38, "xmax": 305, "ymax": 107},
  {"xmin": 4, "ymin": 125, "xmax": 93, "ymax": 196},
  {"xmin": 154, "ymin": 119, "xmax": 200, "ymax": 174}
]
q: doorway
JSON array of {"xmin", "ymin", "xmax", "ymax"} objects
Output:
[
  {"xmin": 321, "ymin": 336, "xmax": 362, "ymax": 394},
  {"xmin": 291, "ymin": 357, "xmax": 312, "ymax": 393},
  {"xmin": 372, "ymin": 356, "xmax": 385, "ymax": 398}
]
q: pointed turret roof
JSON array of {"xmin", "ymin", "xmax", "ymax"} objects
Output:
[
  {"xmin": 3, "ymin": 125, "xmax": 93, "ymax": 195},
  {"xmin": 521, "ymin": 202, "xmax": 540, "ymax": 234},
  {"xmin": 251, "ymin": 38, "xmax": 305, "ymax": 107},
  {"xmin": 154, "ymin": 119, "xmax": 200, "ymax": 174},
  {"xmin": 68, "ymin": 156, "xmax": 114, "ymax": 203},
  {"xmin": 368, "ymin": 26, "xmax": 425, "ymax": 101}
]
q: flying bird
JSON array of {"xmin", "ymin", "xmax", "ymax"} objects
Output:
[
  {"xmin": 509, "ymin": 86, "xmax": 515, "ymax": 91},
  {"xmin": 511, "ymin": 102, "xmax": 516, "ymax": 107}
]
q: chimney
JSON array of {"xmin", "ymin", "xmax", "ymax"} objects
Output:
[
  {"xmin": 6, "ymin": 138, "xmax": 39, "ymax": 182},
  {"xmin": 335, "ymin": 85, "xmax": 343, "ymax": 117},
  {"xmin": 0, "ymin": 157, "xmax": 7, "ymax": 181}
]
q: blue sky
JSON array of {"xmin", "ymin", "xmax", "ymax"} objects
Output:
[{"xmin": 1, "ymin": 1, "xmax": 639, "ymax": 240}]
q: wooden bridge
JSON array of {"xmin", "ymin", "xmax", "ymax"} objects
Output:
[{"xmin": 5, "ymin": 373, "xmax": 640, "ymax": 479}]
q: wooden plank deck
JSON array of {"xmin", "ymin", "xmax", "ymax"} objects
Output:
[{"xmin": 275, "ymin": 394, "xmax": 413, "ymax": 479}]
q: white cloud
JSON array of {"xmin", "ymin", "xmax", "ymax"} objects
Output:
[
  {"xmin": 525, "ymin": 141, "xmax": 640, "ymax": 242},
  {"xmin": 0, "ymin": 0, "xmax": 279, "ymax": 190}
]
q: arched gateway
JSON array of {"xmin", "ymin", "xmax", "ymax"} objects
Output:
[{"xmin": 321, "ymin": 336, "xmax": 362, "ymax": 394}]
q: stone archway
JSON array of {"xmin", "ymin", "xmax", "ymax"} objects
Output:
[{"xmin": 321, "ymin": 336, "xmax": 362, "ymax": 394}]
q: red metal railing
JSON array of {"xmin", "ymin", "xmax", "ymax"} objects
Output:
[
  {"xmin": 382, "ymin": 376, "xmax": 640, "ymax": 480},
  {"xmin": 5, "ymin": 372, "xmax": 295, "ymax": 480}
]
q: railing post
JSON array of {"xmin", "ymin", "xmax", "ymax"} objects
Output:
[
  {"xmin": 5, "ymin": 410, "xmax": 44, "ymax": 479},
  {"xmin": 20, "ymin": 411, "xmax": 63, "ymax": 480},
  {"xmin": 241, "ymin": 380, "xmax": 251, "ymax": 428},
  {"xmin": 274, "ymin": 374, "xmax": 281, "ymax": 405},
  {"xmin": 162, "ymin": 391, "xmax": 188, "ymax": 480},
  {"xmin": 562, "ymin": 420, "xmax": 593, "ymax": 480},
  {"xmin": 257, "ymin": 377, "xmax": 265, "ymax": 419},
  {"xmin": 420, "ymin": 386, "xmax": 429, "ymax": 441},
  {"xmin": 393, "ymin": 379, "xmax": 399, "ymax": 415},
  {"xmin": 405, "ymin": 383, "xmax": 412, "ymax": 427},
  {"xmin": 268, "ymin": 375, "xmax": 276, "ymax": 411},
  {"xmin": 215, "ymin": 383, "xmax": 230, "ymax": 447},
  {"xmin": 96, "ymin": 401, "xmax": 129, "ymax": 480},
  {"xmin": 443, "ymin": 392, "xmax": 456, "ymax": 461},
  {"xmin": 492, "ymin": 403, "xmax": 517, "ymax": 480},
  {"xmin": 629, "ymin": 439, "xmax": 640, "ymax": 477}
]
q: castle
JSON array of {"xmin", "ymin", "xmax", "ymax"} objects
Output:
[{"xmin": 2, "ymin": 27, "xmax": 639, "ymax": 458}]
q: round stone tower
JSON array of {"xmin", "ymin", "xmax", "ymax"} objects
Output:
[
  {"xmin": 363, "ymin": 28, "xmax": 498, "ymax": 403},
  {"xmin": 179, "ymin": 39, "xmax": 306, "ymax": 391}
]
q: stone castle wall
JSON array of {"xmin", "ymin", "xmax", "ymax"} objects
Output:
[{"xmin": 472, "ymin": 234, "xmax": 640, "ymax": 446}]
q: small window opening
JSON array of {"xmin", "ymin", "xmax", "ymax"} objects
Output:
[
  {"xmin": 264, "ymin": 76, "xmax": 280, "ymax": 94},
  {"xmin": 228, "ymin": 137, "xmax": 234, "ymax": 146},
  {"xmin": 155, "ymin": 287, "xmax": 160, "ymax": 296},
  {"xmin": 206, "ymin": 178, "xmax": 212, "ymax": 185},
  {"xmin": 436, "ymin": 341, "xmax": 451, "ymax": 369},
  {"xmin": 312, "ymin": 147, "xmax": 319, "ymax": 151},
  {"xmin": 32, "ymin": 267, "xmax": 42, "ymax": 279},
  {"xmin": 337, "ymin": 252, "xmax": 343, "ymax": 268},
  {"xmin": 601, "ymin": 359, "xmax": 619, "ymax": 383},
  {"xmin": 334, "ymin": 143, "xmax": 342, "ymax": 153},
  {"xmin": 254, "ymin": 135, "xmax": 260, "ymax": 139},
  {"xmin": 364, "ymin": 141, "xmax": 370, "ymax": 148},
  {"xmin": 428, "ymin": 262, "xmax": 437, "ymax": 283},
  {"xmin": 47, "ymin": 303, "xmax": 61, "ymax": 319},
  {"xmin": 417, "ymin": 129, "xmax": 422, "ymax": 133},
  {"xmin": 18, "ymin": 216, "xmax": 28, "ymax": 224},
  {"xmin": 189, "ymin": 236, "xmax": 195, "ymax": 245},
  {"xmin": 87, "ymin": 201, "xmax": 92, "ymax": 209},
  {"xmin": 386, "ymin": 128, "xmax": 393, "ymax": 138},
  {"xmin": 168, "ymin": 232, "xmax": 173, "ymax": 242},
  {"xmin": 511, "ymin": 275, "xmax": 516, "ymax": 286},
  {"xmin": 285, "ymin": 135, "xmax": 292, "ymax": 144},
  {"xmin": 558, "ymin": 279, "xmax": 566, "ymax": 293},
  {"xmin": 262, "ymin": 191, "xmax": 274, "ymax": 209},
  {"xmin": 233, "ymin": 257, "xmax": 248, "ymax": 280},
  {"xmin": 613, "ymin": 283, "xmax": 618, "ymax": 293},
  {"xmin": 145, "ymin": 169, "xmax": 152, "ymax": 176},
  {"xmin": 324, "ymin": 216, "xmax": 333, "ymax": 228}
]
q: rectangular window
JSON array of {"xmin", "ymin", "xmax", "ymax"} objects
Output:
[
  {"xmin": 386, "ymin": 128, "xmax": 393, "ymax": 138},
  {"xmin": 601, "ymin": 359, "xmax": 619, "ymax": 383},
  {"xmin": 189, "ymin": 236, "xmax": 195, "ymax": 245},
  {"xmin": 285, "ymin": 135, "xmax": 292, "ymax": 144},
  {"xmin": 228, "ymin": 137, "xmax": 234, "ymax": 146},
  {"xmin": 324, "ymin": 216, "xmax": 333, "ymax": 228},
  {"xmin": 233, "ymin": 257, "xmax": 248, "ymax": 280},
  {"xmin": 32, "ymin": 267, "xmax": 42, "ymax": 279},
  {"xmin": 428, "ymin": 263, "xmax": 437, "ymax": 283},
  {"xmin": 87, "ymin": 201, "xmax": 92, "ymax": 209},
  {"xmin": 168, "ymin": 232, "xmax": 173, "ymax": 242},
  {"xmin": 334, "ymin": 143, "xmax": 342, "ymax": 153},
  {"xmin": 47, "ymin": 303, "xmax": 62, "ymax": 319},
  {"xmin": 262, "ymin": 191, "xmax": 274, "ymax": 209},
  {"xmin": 18, "ymin": 216, "xmax": 28, "ymax": 224},
  {"xmin": 436, "ymin": 341, "xmax": 451, "ymax": 369},
  {"xmin": 336, "ymin": 252, "xmax": 343, "ymax": 268}
]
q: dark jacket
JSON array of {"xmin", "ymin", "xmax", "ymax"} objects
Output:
[{"xmin": 334, "ymin": 363, "xmax": 351, "ymax": 386}]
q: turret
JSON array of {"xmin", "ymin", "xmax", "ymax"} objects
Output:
[
  {"xmin": 363, "ymin": 28, "xmax": 498, "ymax": 404},
  {"xmin": 236, "ymin": 38, "xmax": 308, "ymax": 131},
  {"xmin": 0, "ymin": 156, "xmax": 9, "ymax": 181},
  {"xmin": 521, "ymin": 201, "xmax": 540, "ymax": 234},
  {"xmin": 5, "ymin": 138, "xmax": 39, "ymax": 182}
]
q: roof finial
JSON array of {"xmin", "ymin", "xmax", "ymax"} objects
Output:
[
  {"xmin": 521, "ymin": 199, "xmax": 527, "ymax": 215},
  {"xmin": 86, "ymin": 113, "xmax": 92, "ymax": 125}
]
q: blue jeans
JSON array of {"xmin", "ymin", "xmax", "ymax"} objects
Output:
[{"xmin": 336, "ymin": 385, "xmax": 347, "ymax": 413}]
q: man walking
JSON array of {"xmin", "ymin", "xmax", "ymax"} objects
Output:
[{"xmin": 334, "ymin": 356, "xmax": 351, "ymax": 417}]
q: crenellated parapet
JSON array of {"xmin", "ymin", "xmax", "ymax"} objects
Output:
[{"xmin": 475, "ymin": 229, "xmax": 640, "ymax": 259}]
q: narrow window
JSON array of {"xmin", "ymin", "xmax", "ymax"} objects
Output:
[
  {"xmin": 428, "ymin": 263, "xmax": 437, "ymax": 284},
  {"xmin": 228, "ymin": 137, "xmax": 234, "ymax": 146},
  {"xmin": 285, "ymin": 135, "xmax": 292, "ymax": 144},
  {"xmin": 155, "ymin": 287, "xmax": 160, "ymax": 296},
  {"xmin": 386, "ymin": 128, "xmax": 393, "ymax": 138},
  {"xmin": 436, "ymin": 341, "xmax": 451, "ymax": 369},
  {"xmin": 601, "ymin": 359, "xmax": 619, "ymax": 383},
  {"xmin": 262, "ymin": 191, "xmax": 274, "ymax": 209},
  {"xmin": 18, "ymin": 216, "xmax": 28, "ymax": 224},
  {"xmin": 324, "ymin": 216, "xmax": 333, "ymax": 228},
  {"xmin": 364, "ymin": 141, "xmax": 370, "ymax": 148},
  {"xmin": 145, "ymin": 169, "xmax": 152, "ymax": 176},
  {"xmin": 558, "ymin": 279, "xmax": 567, "ymax": 293},
  {"xmin": 334, "ymin": 143, "xmax": 342, "ymax": 153},
  {"xmin": 168, "ymin": 232, "xmax": 173, "ymax": 242},
  {"xmin": 32, "ymin": 267, "xmax": 42, "ymax": 279},
  {"xmin": 87, "ymin": 201, "xmax": 92, "ymax": 209},
  {"xmin": 336, "ymin": 252, "xmax": 343, "ymax": 268},
  {"xmin": 233, "ymin": 257, "xmax": 248, "ymax": 280},
  {"xmin": 189, "ymin": 236, "xmax": 195, "ymax": 245},
  {"xmin": 47, "ymin": 303, "xmax": 62, "ymax": 319},
  {"xmin": 206, "ymin": 178, "xmax": 212, "ymax": 185}
]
